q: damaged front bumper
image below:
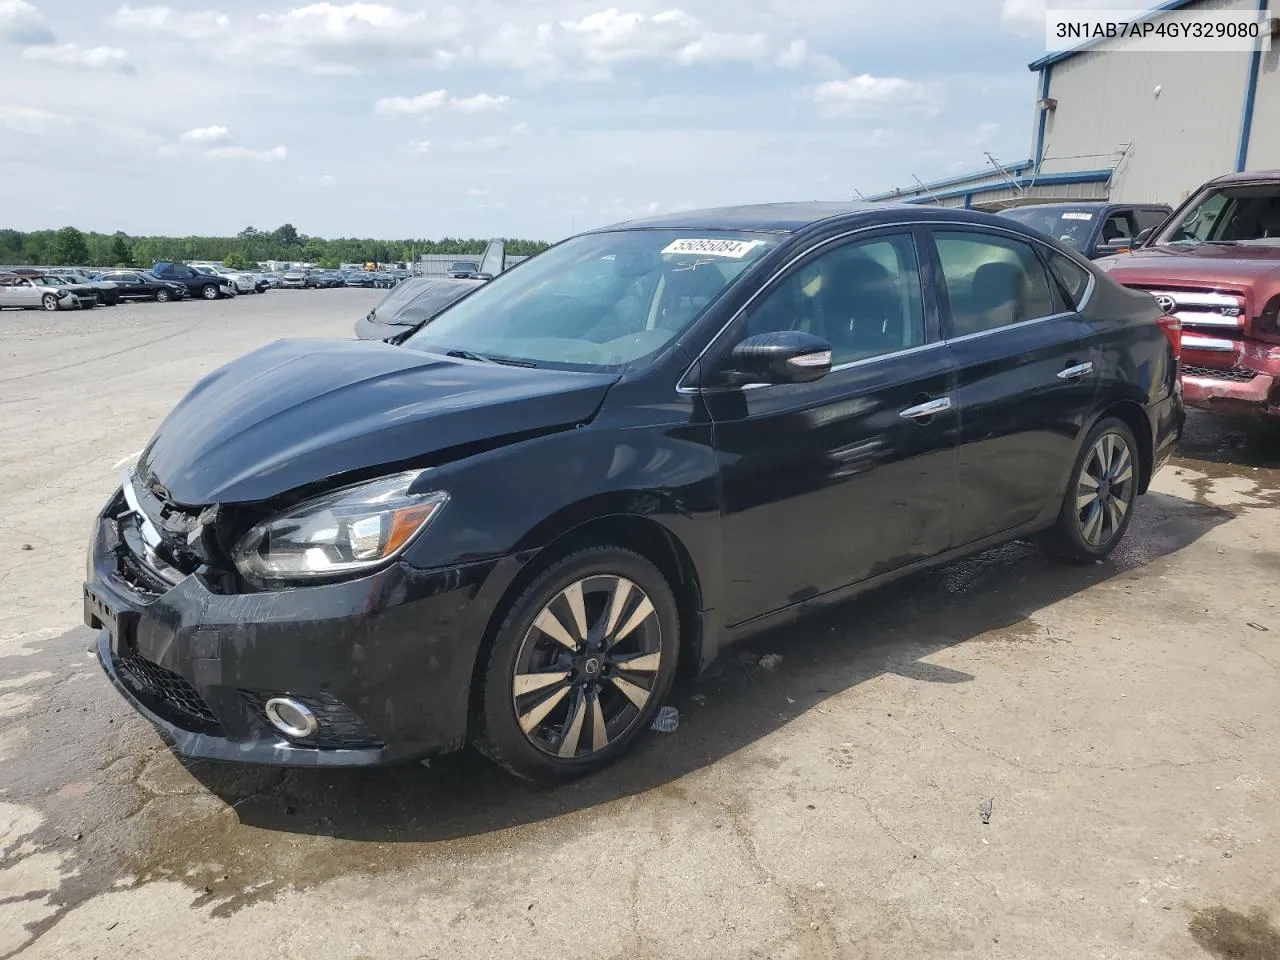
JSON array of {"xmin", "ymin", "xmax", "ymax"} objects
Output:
[
  {"xmin": 1180, "ymin": 339, "xmax": 1280, "ymax": 419},
  {"xmin": 84, "ymin": 487, "xmax": 501, "ymax": 766}
]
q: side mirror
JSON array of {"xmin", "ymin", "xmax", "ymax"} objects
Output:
[
  {"xmin": 1099, "ymin": 237, "xmax": 1133, "ymax": 255},
  {"xmin": 474, "ymin": 272, "xmax": 494, "ymax": 281},
  {"xmin": 1134, "ymin": 226, "xmax": 1156, "ymax": 246},
  {"xmin": 727, "ymin": 331, "xmax": 833, "ymax": 385}
]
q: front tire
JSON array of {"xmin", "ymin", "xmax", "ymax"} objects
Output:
[
  {"xmin": 155, "ymin": 289, "xmax": 171, "ymax": 303},
  {"xmin": 200, "ymin": 284, "xmax": 219, "ymax": 301},
  {"xmin": 42, "ymin": 293, "xmax": 58, "ymax": 311},
  {"xmin": 474, "ymin": 546, "xmax": 680, "ymax": 782},
  {"xmin": 1042, "ymin": 417, "xmax": 1139, "ymax": 563}
]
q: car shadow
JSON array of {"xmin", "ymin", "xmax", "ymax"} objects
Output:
[{"xmin": 183, "ymin": 490, "xmax": 1230, "ymax": 844}]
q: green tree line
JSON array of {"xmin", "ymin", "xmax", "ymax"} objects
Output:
[{"xmin": 0, "ymin": 224, "xmax": 551, "ymax": 269}]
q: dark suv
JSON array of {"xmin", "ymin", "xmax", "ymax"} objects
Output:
[
  {"xmin": 1000, "ymin": 202, "xmax": 1172, "ymax": 260},
  {"xmin": 150, "ymin": 262, "xmax": 235, "ymax": 300}
]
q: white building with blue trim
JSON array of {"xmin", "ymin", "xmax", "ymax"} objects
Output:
[{"xmin": 870, "ymin": 0, "xmax": 1277, "ymax": 209}]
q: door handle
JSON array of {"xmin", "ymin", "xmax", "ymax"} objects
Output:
[
  {"xmin": 1057, "ymin": 361, "xmax": 1094, "ymax": 380},
  {"xmin": 899, "ymin": 396, "xmax": 952, "ymax": 420}
]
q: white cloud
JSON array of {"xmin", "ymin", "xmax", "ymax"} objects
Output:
[
  {"xmin": 406, "ymin": 139, "xmax": 432, "ymax": 153},
  {"xmin": 0, "ymin": 102, "xmax": 70, "ymax": 131},
  {"xmin": 299, "ymin": 172, "xmax": 338, "ymax": 185},
  {"xmin": 248, "ymin": 2, "xmax": 465, "ymax": 72},
  {"xmin": 376, "ymin": 89, "xmax": 511, "ymax": 115},
  {"xmin": 179, "ymin": 125, "xmax": 228, "ymax": 143},
  {"xmin": 814, "ymin": 74, "xmax": 939, "ymax": 116},
  {"xmin": 774, "ymin": 37, "xmax": 844, "ymax": 76},
  {"xmin": 1000, "ymin": 0, "xmax": 1119, "ymax": 37},
  {"xmin": 20, "ymin": 43, "xmax": 135, "ymax": 73},
  {"xmin": 449, "ymin": 92, "xmax": 510, "ymax": 112},
  {"xmin": 111, "ymin": 4, "xmax": 230, "ymax": 41},
  {"xmin": 375, "ymin": 89, "xmax": 448, "ymax": 115},
  {"xmin": 676, "ymin": 31, "xmax": 768, "ymax": 65},
  {"xmin": 206, "ymin": 144, "xmax": 288, "ymax": 161},
  {"xmin": 0, "ymin": 0, "xmax": 52, "ymax": 44}
]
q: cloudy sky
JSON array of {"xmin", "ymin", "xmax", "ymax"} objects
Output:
[{"xmin": 2, "ymin": 0, "xmax": 1083, "ymax": 240}]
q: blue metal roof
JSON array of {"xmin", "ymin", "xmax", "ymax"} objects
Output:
[
  {"xmin": 866, "ymin": 160, "xmax": 1033, "ymax": 202},
  {"xmin": 895, "ymin": 169, "xmax": 1114, "ymax": 205},
  {"xmin": 1028, "ymin": 0, "xmax": 1206, "ymax": 70}
]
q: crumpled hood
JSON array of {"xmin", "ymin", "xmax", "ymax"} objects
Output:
[
  {"xmin": 1098, "ymin": 244, "xmax": 1280, "ymax": 288},
  {"xmin": 137, "ymin": 338, "xmax": 617, "ymax": 505}
]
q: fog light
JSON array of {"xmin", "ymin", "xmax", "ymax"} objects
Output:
[{"xmin": 264, "ymin": 697, "xmax": 319, "ymax": 738}]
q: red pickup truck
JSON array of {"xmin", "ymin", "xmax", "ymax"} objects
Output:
[{"xmin": 1097, "ymin": 169, "xmax": 1280, "ymax": 420}]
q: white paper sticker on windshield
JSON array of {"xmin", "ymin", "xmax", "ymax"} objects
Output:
[
  {"xmin": 661, "ymin": 238, "xmax": 763, "ymax": 258},
  {"xmin": 1061, "ymin": 212, "xmax": 1094, "ymax": 221}
]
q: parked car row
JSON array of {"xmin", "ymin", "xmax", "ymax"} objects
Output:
[{"xmin": 277, "ymin": 268, "xmax": 407, "ymax": 289}]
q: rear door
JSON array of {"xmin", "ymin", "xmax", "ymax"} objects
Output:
[{"xmin": 927, "ymin": 227, "xmax": 1100, "ymax": 547}]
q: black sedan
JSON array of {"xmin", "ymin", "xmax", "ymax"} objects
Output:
[
  {"xmin": 98, "ymin": 271, "xmax": 189, "ymax": 302},
  {"xmin": 354, "ymin": 277, "xmax": 481, "ymax": 341},
  {"xmin": 84, "ymin": 203, "xmax": 1183, "ymax": 782}
]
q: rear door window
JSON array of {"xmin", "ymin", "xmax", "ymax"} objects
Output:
[
  {"xmin": 1135, "ymin": 208, "xmax": 1170, "ymax": 232},
  {"xmin": 932, "ymin": 231, "xmax": 1060, "ymax": 337}
]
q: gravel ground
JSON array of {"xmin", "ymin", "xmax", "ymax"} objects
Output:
[{"xmin": 2, "ymin": 291, "xmax": 1279, "ymax": 960}]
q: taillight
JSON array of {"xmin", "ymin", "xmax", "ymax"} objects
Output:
[{"xmin": 1156, "ymin": 314, "xmax": 1182, "ymax": 358}]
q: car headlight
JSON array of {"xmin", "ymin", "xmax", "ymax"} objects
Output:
[{"xmin": 232, "ymin": 471, "xmax": 447, "ymax": 582}]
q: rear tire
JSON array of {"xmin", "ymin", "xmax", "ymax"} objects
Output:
[
  {"xmin": 42, "ymin": 294, "xmax": 58, "ymax": 311},
  {"xmin": 1042, "ymin": 417, "xmax": 1139, "ymax": 563},
  {"xmin": 473, "ymin": 546, "xmax": 680, "ymax": 782}
]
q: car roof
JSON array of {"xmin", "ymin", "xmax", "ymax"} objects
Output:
[
  {"xmin": 593, "ymin": 201, "xmax": 909, "ymax": 234},
  {"xmin": 1211, "ymin": 169, "xmax": 1280, "ymax": 185}
]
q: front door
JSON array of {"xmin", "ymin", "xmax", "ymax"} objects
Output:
[
  {"xmin": 927, "ymin": 227, "xmax": 1100, "ymax": 547},
  {"xmin": 704, "ymin": 229, "xmax": 958, "ymax": 627}
]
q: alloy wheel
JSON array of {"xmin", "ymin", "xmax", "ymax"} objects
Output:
[
  {"xmin": 1075, "ymin": 431, "xmax": 1134, "ymax": 547},
  {"xmin": 511, "ymin": 575, "xmax": 662, "ymax": 759}
]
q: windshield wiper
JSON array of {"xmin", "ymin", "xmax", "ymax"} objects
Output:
[{"xmin": 444, "ymin": 349, "xmax": 536, "ymax": 368}]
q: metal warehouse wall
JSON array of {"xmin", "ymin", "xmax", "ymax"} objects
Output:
[
  {"xmin": 1247, "ymin": 42, "xmax": 1280, "ymax": 168},
  {"xmin": 1039, "ymin": 0, "xmax": 1259, "ymax": 205}
]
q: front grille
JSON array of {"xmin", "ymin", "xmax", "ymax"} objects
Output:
[
  {"xmin": 116, "ymin": 548, "xmax": 170, "ymax": 598},
  {"xmin": 240, "ymin": 690, "xmax": 383, "ymax": 749},
  {"xmin": 1181, "ymin": 364, "xmax": 1259, "ymax": 383},
  {"xmin": 117, "ymin": 655, "xmax": 221, "ymax": 731}
]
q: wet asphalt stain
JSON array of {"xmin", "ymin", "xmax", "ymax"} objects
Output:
[
  {"xmin": 1172, "ymin": 412, "xmax": 1280, "ymax": 511},
  {"xmin": 1188, "ymin": 905, "xmax": 1280, "ymax": 960}
]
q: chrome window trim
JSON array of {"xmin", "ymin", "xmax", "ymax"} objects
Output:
[{"xmin": 676, "ymin": 219, "xmax": 1093, "ymax": 395}]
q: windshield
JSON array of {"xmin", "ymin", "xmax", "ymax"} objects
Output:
[
  {"xmin": 1156, "ymin": 183, "xmax": 1280, "ymax": 246},
  {"xmin": 1001, "ymin": 206, "xmax": 1098, "ymax": 251},
  {"xmin": 404, "ymin": 230, "xmax": 778, "ymax": 370}
]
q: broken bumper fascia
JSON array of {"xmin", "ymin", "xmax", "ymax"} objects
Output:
[{"xmin": 85, "ymin": 500, "xmax": 504, "ymax": 767}]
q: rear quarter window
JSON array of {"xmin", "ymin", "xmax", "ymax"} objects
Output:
[{"xmin": 1046, "ymin": 250, "xmax": 1092, "ymax": 309}]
